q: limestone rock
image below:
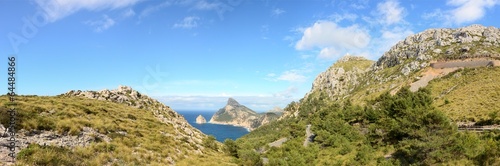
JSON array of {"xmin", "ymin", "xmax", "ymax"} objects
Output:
[
  {"xmin": 196, "ymin": 115, "xmax": 207, "ymax": 124},
  {"xmin": 305, "ymin": 55, "xmax": 373, "ymax": 100},
  {"xmin": 209, "ymin": 98, "xmax": 260, "ymax": 131},
  {"xmin": 209, "ymin": 98, "xmax": 280, "ymax": 131},
  {"xmin": 373, "ymin": 24, "xmax": 500, "ymax": 74}
]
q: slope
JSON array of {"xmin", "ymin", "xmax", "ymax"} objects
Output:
[{"xmin": 0, "ymin": 86, "xmax": 234, "ymax": 165}]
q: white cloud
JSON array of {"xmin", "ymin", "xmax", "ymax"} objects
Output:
[
  {"xmin": 295, "ymin": 21, "xmax": 371, "ymax": 57},
  {"xmin": 447, "ymin": 0, "xmax": 499, "ymax": 24},
  {"xmin": 376, "ymin": 0, "xmax": 405, "ymax": 25},
  {"xmin": 277, "ymin": 71, "xmax": 306, "ymax": 82},
  {"xmin": 173, "ymin": 16, "xmax": 200, "ymax": 29},
  {"xmin": 35, "ymin": 0, "xmax": 142, "ymax": 22},
  {"xmin": 423, "ymin": 0, "xmax": 499, "ymax": 25},
  {"xmin": 273, "ymin": 86, "xmax": 298, "ymax": 98},
  {"xmin": 85, "ymin": 15, "xmax": 115, "ymax": 32},
  {"xmin": 318, "ymin": 47, "xmax": 339, "ymax": 60},
  {"xmin": 272, "ymin": 8, "xmax": 286, "ymax": 16},
  {"xmin": 329, "ymin": 13, "xmax": 358, "ymax": 22}
]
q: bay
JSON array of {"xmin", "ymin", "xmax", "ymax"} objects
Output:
[{"xmin": 177, "ymin": 110, "xmax": 249, "ymax": 142}]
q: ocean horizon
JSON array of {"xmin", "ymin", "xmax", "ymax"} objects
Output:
[{"xmin": 176, "ymin": 110, "xmax": 250, "ymax": 142}]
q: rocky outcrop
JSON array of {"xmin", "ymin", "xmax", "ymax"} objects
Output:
[
  {"xmin": 196, "ymin": 115, "xmax": 207, "ymax": 124},
  {"xmin": 63, "ymin": 85, "xmax": 206, "ymax": 151},
  {"xmin": 373, "ymin": 24, "xmax": 500, "ymax": 75},
  {"xmin": 306, "ymin": 55, "xmax": 373, "ymax": 100}
]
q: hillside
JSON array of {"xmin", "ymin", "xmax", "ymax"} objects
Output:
[
  {"xmin": 231, "ymin": 25, "xmax": 500, "ymax": 165},
  {"xmin": 0, "ymin": 86, "xmax": 234, "ymax": 165}
]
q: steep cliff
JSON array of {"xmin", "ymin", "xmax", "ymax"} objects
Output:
[{"xmin": 209, "ymin": 98, "xmax": 260, "ymax": 130}]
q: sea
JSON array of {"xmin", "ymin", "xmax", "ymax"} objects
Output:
[{"xmin": 176, "ymin": 110, "xmax": 249, "ymax": 142}]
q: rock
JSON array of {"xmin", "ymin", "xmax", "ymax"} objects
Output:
[
  {"xmin": 209, "ymin": 98, "xmax": 260, "ymax": 131},
  {"xmin": 373, "ymin": 24, "xmax": 500, "ymax": 72},
  {"xmin": 195, "ymin": 115, "xmax": 206, "ymax": 124},
  {"xmin": 62, "ymin": 85, "xmax": 207, "ymax": 154},
  {"xmin": 305, "ymin": 55, "xmax": 373, "ymax": 100},
  {"xmin": 227, "ymin": 97, "xmax": 240, "ymax": 106}
]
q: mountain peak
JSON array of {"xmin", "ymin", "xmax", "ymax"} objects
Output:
[
  {"xmin": 227, "ymin": 97, "xmax": 240, "ymax": 106},
  {"xmin": 337, "ymin": 54, "xmax": 369, "ymax": 63}
]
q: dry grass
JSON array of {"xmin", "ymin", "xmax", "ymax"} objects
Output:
[
  {"xmin": 0, "ymin": 95, "xmax": 226, "ymax": 165},
  {"xmin": 428, "ymin": 67, "xmax": 500, "ymax": 122}
]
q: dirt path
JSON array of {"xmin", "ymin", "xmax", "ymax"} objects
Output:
[
  {"xmin": 410, "ymin": 67, "xmax": 458, "ymax": 92},
  {"xmin": 268, "ymin": 138, "xmax": 287, "ymax": 148},
  {"xmin": 303, "ymin": 124, "xmax": 314, "ymax": 147}
]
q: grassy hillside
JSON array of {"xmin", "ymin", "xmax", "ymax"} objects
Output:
[
  {"xmin": 0, "ymin": 95, "xmax": 233, "ymax": 165},
  {"xmin": 429, "ymin": 67, "xmax": 500, "ymax": 122}
]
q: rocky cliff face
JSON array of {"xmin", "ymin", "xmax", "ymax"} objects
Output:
[
  {"xmin": 196, "ymin": 115, "xmax": 206, "ymax": 124},
  {"xmin": 306, "ymin": 55, "xmax": 374, "ymax": 100},
  {"xmin": 209, "ymin": 98, "xmax": 280, "ymax": 131},
  {"xmin": 209, "ymin": 98, "xmax": 260, "ymax": 130},
  {"xmin": 373, "ymin": 24, "xmax": 500, "ymax": 75}
]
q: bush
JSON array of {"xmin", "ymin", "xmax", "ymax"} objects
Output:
[
  {"xmin": 202, "ymin": 135, "xmax": 218, "ymax": 151},
  {"xmin": 223, "ymin": 139, "xmax": 238, "ymax": 157}
]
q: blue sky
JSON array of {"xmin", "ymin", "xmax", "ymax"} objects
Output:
[{"xmin": 1, "ymin": 0, "xmax": 500, "ymax": 111}]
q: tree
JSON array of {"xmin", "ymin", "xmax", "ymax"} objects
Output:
[{"xmin": 223, "ymin": 139, "xmax": 238, "ymax": 158}]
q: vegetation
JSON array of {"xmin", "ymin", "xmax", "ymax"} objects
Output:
[
  {"xmin": 0, "ymin": 95, "xmax": 222, "ymax": 165},
  {"xmin": 233, "ymin": 87, "xmax": 500, "ymax": 165},
  {"xmin": 332, "ymin": 58, "xmax": 374, "ymax": 72},
  {"xmin": 429, "ymin": 67, "xmax": 500, "ymax": 122}
]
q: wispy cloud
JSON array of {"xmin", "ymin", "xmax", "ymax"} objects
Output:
[
  {"xmin": 272, "ymin": 8, "xmax": 286, "ymax": 16},
  {"xmin": 35, "ymin": 0, "xmax": 142, "ymax": 22},
  {"xmin": 266, "ymin": 69, "xmax": 309, "ymax": 83},
  {"xmin": 376, "ymin": 0, "xmax": 406, "ymax": 26},
  {"xmin": 139, "ymin": 1, "xmax": 172, "ymax": 19},
  {"xmin": 329, "ymin": 13, "xmax": 358, "ymax": 23},
  {"xmin": 85, "ymin": 15, "xmax": 115, "ymax": 32},
  {"xmin": 122, "ymin": 8, "xmax": 136, "ymax": 18},
  {"xmin": 173, "ymin": 16, "xmax": 200, "ymax": 29},
  {"xmin": 193, "ymin": 0, "xmax": 222, "ymax": 10},
  {"xmin": 277, "ymin": 71, "xmax": 306, "ymax": 82}
]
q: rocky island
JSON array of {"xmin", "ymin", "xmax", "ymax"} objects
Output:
[
  {"xmin": 209, "ymin": 98, "xmax": 280, "ymax": 131},
  {"xmin": 195, "ymin": 115, "xmax": 206, "ymax": 124}
]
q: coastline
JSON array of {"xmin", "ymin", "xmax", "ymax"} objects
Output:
[{"xmin": 208, "ymin": 121, "xmax": 252, "ymax": 132}]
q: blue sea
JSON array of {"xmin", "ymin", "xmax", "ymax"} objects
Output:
[{"xmin": 177, "ymin": 110, "xmax": 249, "ymax": 142}]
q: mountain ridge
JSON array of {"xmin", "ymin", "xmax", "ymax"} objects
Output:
[{"xmin": 235, "ymin": 24, "xmax": 500, "ymax": 165}]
